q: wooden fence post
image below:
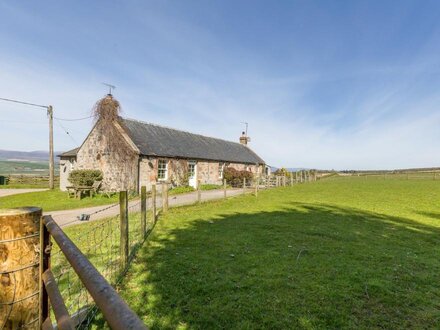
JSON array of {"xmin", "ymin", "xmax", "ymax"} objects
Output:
[
  {"xmin": 290, "ymin": 175, "xmax": 293, "ymax": 186},
  {"xmin": 0, "ymin": 208, "xmax": 42, "ymax": 328},
  {"xmin": 243, "ymin": 178, "xmax": 246, "ymax": 194},
  {"xmin": 197, "ymin": 179, "xmax": 201, "ymax": 203},
  {"xmin": 254, "ymin": 176, "xmax": 258, "ymax": 197},
  {"xmin": 223, "ymin": 179, "xmax": 227, "ymax": 199},
  {"xmin": 119, "ymin": 191, "xmax": 128, "ymax": 271},
  {"xmin": 162, "ymin": 183, "xmax": 168, "ymax": 213},
  {"xmin": 152, "ymin": 184, "xmax": 157, "ymax": 224},
  {"xmin": 141, "ymin": 186, "xmax": 147, "ymax": 238}
]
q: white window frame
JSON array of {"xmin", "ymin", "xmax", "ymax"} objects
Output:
[
  {"xmin": 157, "ymin": 159, "xmax": 168, "ymax": 181},
  {"xmin": 188, "ymin": 161, "xmax": 196, "ymax": 178}
]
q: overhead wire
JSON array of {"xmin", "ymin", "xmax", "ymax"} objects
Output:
[
  {"xmin": 54, "ymin": 115, "xmax": 94, "ymax": 121},
  {"xmin": 54, "ymin": 118, "xmax": 78, "ymax": 145},
  {"xmin": 0, "ymin": 97, "xmax": 48, "ymax": 109}
]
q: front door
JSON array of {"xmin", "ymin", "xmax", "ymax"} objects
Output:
[{"xmin": 188, "ymin": 161, "xmax": 197, "ymax": 188}]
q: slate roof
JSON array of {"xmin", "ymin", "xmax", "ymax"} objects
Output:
[
  {"xmin": 58, "ymin": 118, "xmax": 265, "ymax": 164},
  {"xmin": 58, "ymin": 147, "xmax": 79, "ymax": 157},
  {"xmin": 120, "ymin": 118, "xmax": 265, "ymax": 164}
]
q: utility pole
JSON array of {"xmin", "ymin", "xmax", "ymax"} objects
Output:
[
  {"xmin": 48, "ymin": 106, "xmax": 54, "ymax": 189},
  {"xmin": 0, "ymin": 97, "xmax": 55, "ymax": 189}
]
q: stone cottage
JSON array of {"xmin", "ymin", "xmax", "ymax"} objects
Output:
[{"xmin": 59, "ymin": 116, "xmax": 266, "ymax": 192}]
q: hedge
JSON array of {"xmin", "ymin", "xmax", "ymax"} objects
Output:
[{"xmin": 68, "ymin": 169, "xmax": 103, "ymax": 187}]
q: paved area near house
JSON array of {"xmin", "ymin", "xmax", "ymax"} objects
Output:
[
  {"xmin": 0, "ymin": 188, "xmax": 48, "ymax": 198},
  {"xmin": 45, "ymin": 188, "xmax": 253, "ymax": 228}
]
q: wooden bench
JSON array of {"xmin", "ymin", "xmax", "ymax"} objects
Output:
[{"xmin": 67, "ymin": 181, "xmax": 102, "ymax": 199}]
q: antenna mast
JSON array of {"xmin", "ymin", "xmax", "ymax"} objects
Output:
[
  {"xmin": 241, "ymin": 122, "xmax": 248, "ymax": 136},
  {"xmin": 102, "ymin": 82, "xmax": 116, "ymax": 95}
]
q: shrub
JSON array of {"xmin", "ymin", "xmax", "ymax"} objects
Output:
[
  {"xmin": 223, "ymin": 167, "xmax": 253, "ymax": 186},
  {"xmin": 274, "ymin": 167, "xmax": 292, "ymax": 177},
  {"xmin": 69, "ymin": 169, "xmax": 103, "ymax": 187}
]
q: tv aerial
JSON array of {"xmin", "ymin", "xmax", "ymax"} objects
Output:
[{"xmin": 102, "ymin": 82, "xmax": 116, "ymax": 95}]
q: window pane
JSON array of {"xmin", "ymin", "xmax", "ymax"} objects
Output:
[{"xmin": 158, "ymin": 160, "xmax": 167, "ymax": 179}]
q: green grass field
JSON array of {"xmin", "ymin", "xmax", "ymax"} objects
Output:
[
  {"xmin": 0, "ymin": 189, "xmax": 119, "ymax": 211},
  {"xmin": 118, "ymin": 178, "xmax": 440, "ymax": 329}
]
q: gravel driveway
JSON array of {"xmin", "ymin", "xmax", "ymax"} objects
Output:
[{"xmin": 45, "ymin": 188, "xmax": 252, "ymax": 228}]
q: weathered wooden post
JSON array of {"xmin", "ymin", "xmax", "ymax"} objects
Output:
[
  {"xmin": 0, "ymin": 207, "xmax": 41, "ymax": 329},
  {"xmin": 223, "ymin": 179, "xmax": 227, "ymax": 199},
  {"xmin": 119, "ymin": 191, "xmax": 128, "ymax": 271},
  {"xmin": 151, "ymin": 184, "xmax": 157, "ymax": 224},
  {"xmin": 197, "ymin": 179, "xmax": 201, "ymax": 203},
  {"xmin": 162, "ymin": 183, "xmax": 168, "ymax": 213},
  {"xmin": 254, "ymin": 176, "xmax": 258, "ymax": 197},
  {"xmin": 141, "ymin": 186, "xmax": 147, "ymax": 237},
  {"xmin": 243, "ymin": 178, "xmax": 246, "ymax": 194},
  {"xmin": 283, "ymin": 175, "xmax": 286, "ymax": 186},
  {"xmin": 290, "ymin": 175, "xmax": 293, "ymax": 186}
]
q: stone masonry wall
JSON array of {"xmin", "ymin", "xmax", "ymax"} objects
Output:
[
  {"xmin": 138, "ymin": 158, "xmax": 264, "ymax": 192},
  {"xmin": 75, "ymin": 122, "xmax": 139, "ymax": 192}
]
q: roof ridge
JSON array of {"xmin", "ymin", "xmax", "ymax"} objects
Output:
[{"xmin": 122, "ymin": 117, "xmax": 248, "ymax": 147}]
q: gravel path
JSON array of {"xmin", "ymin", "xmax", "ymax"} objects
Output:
[
  {"xmin": 45, "ymin": 188, "xmax": 251, "ymax": 228},
  {"xmin": 0, "ymin": 188, "xmax": 48, "ymax": 197}
]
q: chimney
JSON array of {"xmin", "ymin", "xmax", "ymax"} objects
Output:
[{"xmin": 239, "ymin": 131, "xmax": 248, "ymax": 146}]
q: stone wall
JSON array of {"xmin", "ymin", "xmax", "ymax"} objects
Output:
[
  {"xmin": 137, "ymin": 158, "xmax": 264, "ymax": 192},
  {"xmin": 75, "ymin": 122, "xmax": 139, "ymax": 192}
]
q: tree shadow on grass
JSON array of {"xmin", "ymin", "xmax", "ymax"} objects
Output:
[{"xmin": 122, "ymin": 203, "xmax": 440, "ymax": 329}]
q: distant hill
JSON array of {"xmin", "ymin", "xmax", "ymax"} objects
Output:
[{"xmin": 0, "ymin": 150, "xmax": 62, "ymax": 175}]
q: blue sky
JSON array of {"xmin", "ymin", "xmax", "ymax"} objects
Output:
[{"xmin": 1, "ymin": 1, "xmax": 439, "ymax": 169}]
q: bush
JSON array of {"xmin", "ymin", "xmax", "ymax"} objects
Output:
[
  {"xmin": 200, "ymin": 184, "xmax": 222, "ymax": 191},
  {"xmin": 223, "ymin": 167, "xmax": 253, "ymax": 187},
  {"xmin": 69, "ymin": 169, "xmax": 103, "ymax": 187}
]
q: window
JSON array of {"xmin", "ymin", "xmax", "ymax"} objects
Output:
[
  {"xmin": 158, "ymin": 159, "xmax": 168, "ymax": 180},
  {"xmin": 218, "ymin": 163, "xmax": 225, "ymax": 179},
  {"xmin": 188, "ymin": 162, "xmax": 196, "ymax": 178}
]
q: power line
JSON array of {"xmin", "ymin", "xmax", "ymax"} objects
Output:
[
  {"xmin": 0, "ymin": 97, "xmax": 48, "ymax": 109},
  {"xmin": 54, "ymin": 115, "xmax": 94, "ymax": 121},
  {"xmin": 54, "ymin": 118, "xmax": 78, "ymax": 145}
]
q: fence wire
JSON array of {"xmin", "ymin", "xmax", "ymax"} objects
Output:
[{"xmin": 48, "ymin": 196, "xmax": 150, "ymax": 329}]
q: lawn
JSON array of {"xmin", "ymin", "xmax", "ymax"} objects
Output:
[
  {"xmin": 0, "ymin": 189, "xmax": 119, "ymax": 211},
  {"xmin": 118, "ymin": 178, "xmax": 440, "ymax": 329}
]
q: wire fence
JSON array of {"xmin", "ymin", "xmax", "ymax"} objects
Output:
[
  {"xmin": 47, "ymin": 195, "xmax": 151, "ymax": 329},
  {"xmin": 1, "ymin": 177, "xmax": 307, "ymax": 329}
]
